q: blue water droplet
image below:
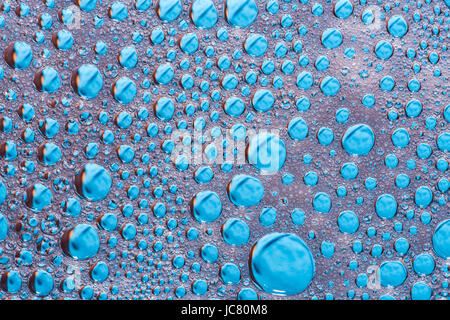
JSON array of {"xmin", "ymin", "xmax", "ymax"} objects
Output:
[
  {"xmin": 192, "ymin": 191, "xmax": 222, "ymax": 223},
  {"xmin": 222, "ymin": 218, "xmax": 250, "ymax": 246},
  {"xmin": 190, "ymin": 0, "xmax": 218, "ymax": 29},
  {"xmin": 225, "ymin": 0, "xmax": 258, "ymax": 28},
  {"xmin": 414, "ymin": 186, "xmax": 433, "ymax": 208},
  {"xmin": 25, "ymin": 183, "xmax": 52, "ymax": 212},
  {"xmin": 375, "ymin": 194, "xmax": 397, "ymax": 219},
  {"xmin": 378, "ymin": 261, "xmax": 407, "ymax": 288},
  {"xmin": 90, "ymin": 261, "xmax": 109, "ymax": 282},
  {"xmin": 252, "ymin": 89, "xmax": 275, "ymax": 112},
  {"xmin": 0, "ymin": 214, "xmax": 8, "ymax": 241},
  {"xmin": 432, "ymin": 219, "xmax": 450, "ymax": 259},
  {"xmin": 247, "ymin": 131, "xmax": 286, "ymax": 174},
  {"xmin": 321, "ymin": 28, "xmax": 343, "ymax": 49},
  {"xmin": 1, "ymin": 271, "xmax": 22, "ymax": 293},
  {"xmin": 156, "ymin": 0, "xmax": 182, "ymax": 22},
  {"xmin": 413, "ymin": 253, "xmax": 435, "ymax": 276},
  {"xmin": 112, "ymin": 77, "xmax": 137, "ymax": 105},
  {"xmin": 287, "ymin": 117, "xmax": 308, "ymax": 141},
  {"xmin": 333, "ymin": 0, "xmax": 353, "ymax": 19},
  {"xmin": 411, "ymin": 282, "xmax": 432, "ymax": 300},
  {"xmin": 75, "ymin": 163, "xmax": 112, "ymax": 202},
  {"xmin": 34, "ymin": 67, "xmax": 61, "ymax": 93},
  {"xmin": 249, "ymin": 233, "xmax": 315, "ymax": 295},
  {"xmin": 71, "ymin": 64, "xmax": 103, "ymax": 99},
  {"xmin": 337, "ymin": 211, "xmax": 359, "ymax": 234},
  {"xmin": 228, "ymin": 174, "xmax": 264, "ymax": 207},
  {"xmin": 387, "ymin": 15, "xmax": 408, "ymax": 38},
  {"xmin": 29, "ymin": 270, "xmax": 53, "ymax": 297},
  {"xmin": 259, "ymin": 207, "xmax": 277, "ymax": 227},
  {"xmin": 119, "ymin": 46, "xmax": 138, "ymax": 69},
  {"xmin": 320, "ymin": 76, "xmax": 340, "ymax": 96},
  {"xmin": 38, "ymin": 142, "xmax": 62, "ymax": 166},
  {"xmin": 313, "ymin": 192, "xmax": 332, "ymax": 213},
  {"xmin": 244, "ymin": 34, "xmax": 268, "ymax": 58},
  {"xmin": 220, "ymin": 263, "xmax": 241, "ymax": 284},
  {"xmin": 154, "ymin": 97, "xmax": 175, "ymax": 121},
  {"xmin": 52, "ymin": 30, "xmax": 73, "ymax": 50},
  {"xmin": 342, "ymin": 124, "xmax": 375, "ymax": 156},
  {"xmin": 4, "ymin": 42, "xmax": 33, "ymax": 70},
  {"xmin": 61, "ymin": 224, "xmax": 100, "ymax": 260}
]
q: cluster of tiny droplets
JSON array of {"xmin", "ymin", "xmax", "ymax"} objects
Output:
[{"xmin": 0, "ymin": 0, "xmax": 449, "ymax": 300}]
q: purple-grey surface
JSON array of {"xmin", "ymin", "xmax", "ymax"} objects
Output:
[{"xmin": 0, "ymin": 0, "xmax": 449, "ymax": 300}]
